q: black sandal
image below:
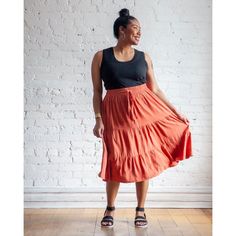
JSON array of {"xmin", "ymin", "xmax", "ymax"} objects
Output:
[
  {"xmin": 134, "ymin": 206, "xmax": 148, "ymax": 228},
  {"xmin": 101, "ymin": 206, "xmax": 115, "ymax": 228}
]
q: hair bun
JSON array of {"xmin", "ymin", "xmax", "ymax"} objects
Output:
[{"xmin": 119, "ymin": 8, "xmax": 130, "ymax": 17}]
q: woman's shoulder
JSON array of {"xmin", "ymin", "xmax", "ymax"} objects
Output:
[
  {"xmin": 135, "ymin": 48, "xmax": 152, "ymax": 63},
  {"xmin": 135, "ymin": 48, "xmax": 148, "ymax": 54},
  {"xmin": 93, "ymin": 47, "xmax": 111, "ymax": 58},
  {"xmin": 92, "ymin": 50, "xmax": 102, "ymax": 68},
  {"xmin": 135, "ymin": 48, "xmax": 150, "ymax": 57},
  {"xmin": 92, "ymin": 47, "xmax": 112, "ymax": 68}
]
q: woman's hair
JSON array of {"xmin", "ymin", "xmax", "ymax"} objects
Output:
[{"xmin": 113, "ymin": 8, "xmax": 136, "ymax": 39}]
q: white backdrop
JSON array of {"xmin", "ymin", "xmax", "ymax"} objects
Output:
[{"xmin": 24, "ymin": 0, "xmax": 212, "ymax": 208}]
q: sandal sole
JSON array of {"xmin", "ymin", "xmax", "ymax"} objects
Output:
[
  {"xmin": 135, "ymin": 224, "xmax": 148, "ymax": 228},
  {"xmin": 101, "ymin": 224, "xmax": 114, "ymax": 228}
]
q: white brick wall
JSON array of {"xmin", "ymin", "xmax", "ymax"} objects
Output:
[{"xmin": 24, "ymin": 0, "xmax": 212, "ymax": 200}]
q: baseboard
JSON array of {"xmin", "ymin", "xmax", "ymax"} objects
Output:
[{"xmin": 24, "ymin": 186, "xmax": 212, "ymax": 208}]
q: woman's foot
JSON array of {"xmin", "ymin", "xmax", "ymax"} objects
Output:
[
  {"xmin": 101, "ymin": 206, "xmax": 115, "ymax": 228},
  {"xmin": 134, "ymin": 206, "xmax": 148, "ymax": 228}
]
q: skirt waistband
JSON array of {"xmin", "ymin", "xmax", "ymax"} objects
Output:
[{"xmin": 105, "ymin": 83, "xmax": 148, "ymax": 96}]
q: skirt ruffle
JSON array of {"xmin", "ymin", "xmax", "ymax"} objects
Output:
[{"xmin": 98, "ymin": 83, "xmax": 193, "ymax": 183}]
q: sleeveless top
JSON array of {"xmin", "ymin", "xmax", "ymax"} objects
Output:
[{"xmin": 100, "ymin": 47, "xmax": 148, "ymax": 90}]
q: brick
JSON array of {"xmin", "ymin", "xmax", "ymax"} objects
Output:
[
  {"xmin": 25, "ymin": 155, "xmax": 49, "ymax": 164},
  {"xmin": 34, "ymin": 178, "xmax": 58, "ymax": 186},
  {"xmin": 49, "ymin": 156, "xmax": 73, "ymax": 164},
  {"xmin": 24, "ymin": 164, "xmax": 48, "ymax": 179},
  {"xmin": 24, "ymin": 179, "xmax": 34, "ymax": 187},
  {"xmin": 58, "ymin": 178, "xmax": 82, "ymax": 187},
  {"xmin": 49, "ymin": 170, "xmax": 73, "ymax": 178}
]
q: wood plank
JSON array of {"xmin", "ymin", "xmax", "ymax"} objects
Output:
[
  {"xmin": 192, "ymin": 223, "xmax": 212, "ymax": 236},
  {"xmin": 169, "ymin": 214, "xmax": 200, "ymax": 236},
  {"xmin": 24, "ymin": 208, "xmax": 212, "ymax": 236},
  {"xmin": 185, "ymin": 214, "xmax": 211, "ymax": 224}
]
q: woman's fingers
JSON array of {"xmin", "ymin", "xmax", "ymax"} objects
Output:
[
  {"xmin": 100, "ymin": 128, "xmax": 104, "ymax": 138},
  {"xmin": 93, "ymin": 127, "xmax": 104, "ymax": 138},
  {"xmin": 183, "ymin": 117, "xmax": 190, "ymax": 125},
  {"xmin": 93, "ymin": 129, "xmax": 97, "ymax": 137},
  {"xmin": 98, "ymin": 128, "xmax": 104, "ymax": 138},
  {"xmin": 177, "ymin": 112, "xmax": 190, "ymax": 124}
]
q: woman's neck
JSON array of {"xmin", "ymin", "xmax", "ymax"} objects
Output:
[{"xmin": 114, "ymin": 42, "xmax": 133, "ymax": 53}]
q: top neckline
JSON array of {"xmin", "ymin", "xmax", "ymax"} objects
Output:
[{"xmin": 111, "ymin": 47, "xmax": 136, "ymax": 63}]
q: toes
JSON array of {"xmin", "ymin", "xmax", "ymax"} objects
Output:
[
  {"xmin": 102, "ymin": 221, "xmax": 112, "ymax": 226},
  {"xmin": 136, "ymin": 221, "xmax": 147, "ymax": 226}
]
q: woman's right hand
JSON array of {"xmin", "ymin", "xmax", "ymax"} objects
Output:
[{"xmin": 93, "ymin": 118, "xmax": 104, "ymax": 138}]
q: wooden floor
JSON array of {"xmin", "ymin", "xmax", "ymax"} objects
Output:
[{"xmin": 24, "ymin": 208, "xmax": 212, "ymax": 236}]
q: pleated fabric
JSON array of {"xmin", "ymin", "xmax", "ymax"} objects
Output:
[{"xmin": 98, "ymin": 83, "xmax": 193, "ymax": 183}]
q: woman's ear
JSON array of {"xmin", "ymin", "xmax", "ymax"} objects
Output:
[{"xmin": 119, "ymin": 25, "xmax": 125, "ymax": 35}]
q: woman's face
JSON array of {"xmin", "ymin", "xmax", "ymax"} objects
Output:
[{"xmin": 119, "ymin": 19, "xmax": 141, "ymax": 45}]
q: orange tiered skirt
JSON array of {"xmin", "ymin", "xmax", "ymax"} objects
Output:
[{"xmin": 98, "ymin": 83, "xmax": 193, "ymax": 183}]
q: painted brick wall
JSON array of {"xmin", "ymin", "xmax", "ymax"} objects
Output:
[{"xmin": 24, "ymin": 0, "xmax": 212, "ymax": 191}]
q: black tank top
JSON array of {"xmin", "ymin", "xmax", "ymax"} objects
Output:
[{"xmin": 100, "ymin": 47, "xmax": 148, "ymax": 90}]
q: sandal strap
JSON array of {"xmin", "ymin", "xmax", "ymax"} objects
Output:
[
  {"xmin": 135, "ymin": 217, "xmax": 148, "ymax": 224},
  {"xmin": 102, "ymin": 215, "xmax": 113, "ymax": 221},
  {"xmin": 106, "ymin": 206, "xmax": 115, "ymax": 211},
  {"xmin": 136, "ymin": 206, "xmax": 144, "ymax": 212},
  {"xmin": 135, "ymin": 216, "xmax": 146, "ymax": 220},
  {"xmin": 135, "ymin": 219, "xmax": 147, "ymax": 223}
]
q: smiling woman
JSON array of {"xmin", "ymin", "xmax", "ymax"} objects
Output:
[
  {"xmin": 90, "ymin": 8, "xmax": 193, "ymax": 229},
  {"xmin": 113, "ymin": 8, "xmax": 141, "ymax": 42}
]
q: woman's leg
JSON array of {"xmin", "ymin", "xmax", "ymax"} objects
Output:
[
  {"xmin": 104, "ymin": 180, "xmax": 120, "ymax": 217},
  {"xmin": 135, "ymin": 180, "xmax": 149, "ymax": 217}
]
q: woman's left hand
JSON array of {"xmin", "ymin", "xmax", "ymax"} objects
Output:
[{"xmin": 175, "ymin": 111, "xmax": 190, "ymax": 124}]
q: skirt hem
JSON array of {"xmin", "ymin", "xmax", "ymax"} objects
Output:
[{"xmin": 98, "ymin": 153, "xmax": 192, "ymax": 183}]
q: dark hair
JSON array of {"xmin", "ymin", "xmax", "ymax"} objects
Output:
[{"xmin": 113, "ymin": 8, "xmax": 136, "ymax": 39}]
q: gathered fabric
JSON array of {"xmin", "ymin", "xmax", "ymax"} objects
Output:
[{"xmin": 98, "ymin": 83, "xmax": 193, "ymax": 183}]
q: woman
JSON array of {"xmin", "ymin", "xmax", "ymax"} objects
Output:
[{"xmin": 91, "ymin": 8, "xmax": 192, "ymax": 228}]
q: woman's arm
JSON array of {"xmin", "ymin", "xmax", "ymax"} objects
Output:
[
  {"xmin": 144, "ymin": 52, "xmax": 179, "ymax": 114},
  {"xmin": 91, "ymin": 50, "xmax": 103, "ymax": 119},
  {"xmin": 91, "ymin": 50, "xmax": 104, "ymax": 137}
]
